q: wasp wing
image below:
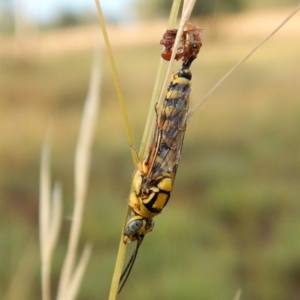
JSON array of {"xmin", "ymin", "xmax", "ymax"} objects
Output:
[{"xmin": 144, "ymin": 79, "xmax": 191, "ymax": 187}]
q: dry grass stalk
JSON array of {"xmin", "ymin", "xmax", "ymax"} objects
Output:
[
  {"xmin": 40, "ymin": 135, "xmax": 63, "ymax": 300},
  {"xmin": 56, "ymin": 47, "xmax": 101, "ymax": 300},
  {"xmin": 39, "ymin": 45, "xmax": 101, "ymax": 300},
  {"xmin": 94, "ymin": 0, "xmax": 137, "ymax": 165},
  {"xmin": 64, "ymin": 245, "xmax": 93, "ymax": 300}
]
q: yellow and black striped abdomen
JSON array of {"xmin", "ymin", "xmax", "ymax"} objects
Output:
[{"xmin": 148, "ymin": 67, "xmax": 192, "ymax": 183}]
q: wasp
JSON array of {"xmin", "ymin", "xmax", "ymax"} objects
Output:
[{"xmin": 118, "ymin": 24, "xmax": 202, "ymax": 293}]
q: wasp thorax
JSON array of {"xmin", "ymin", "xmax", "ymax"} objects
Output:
[{"xmin": 178, "ymin": 67, "xmax": 192, "ymax": 80}]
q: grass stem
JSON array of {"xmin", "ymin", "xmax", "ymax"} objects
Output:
[
  {"xmin": 57, "ymin": 45, "xmax": 101, "ymax": 300},
  {"xmin": 94, "ymin": 0, "xmax": 138, "ymax": 165}
]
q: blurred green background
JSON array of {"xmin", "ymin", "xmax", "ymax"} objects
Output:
[{"xmin": 1, "ymin": 1, "xmax": 300, "ymax": 299}]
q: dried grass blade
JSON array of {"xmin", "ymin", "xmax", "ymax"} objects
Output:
[
  {"xmin": 48, "ymin": 182, "xmax": 62, "ymax": 260},
  {"xmin": 40, "ymin": 136, "xmax": 52, "ymax": 300},
  {"xmin": 40, "ymin": 136, "xmax": 51, "ymax": 252},
  {"xmin": 108, "ymin": 233, "xmax": 127, "ymax": 300},
  {"xmin": 65, "ymin": 245, "xmax": 93, "ymax": 300},
  {"xmin": 57, "ymin": 47, "xmax": 101, "ymax": 300},
  {"xmin": 94, "ymin": 0, "xmax": 137, "ymax": 165}
]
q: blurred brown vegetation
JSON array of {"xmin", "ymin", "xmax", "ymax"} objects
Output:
[{"xmin": 1, "ymin": 6, "xmax": 300, "ymax": 300}]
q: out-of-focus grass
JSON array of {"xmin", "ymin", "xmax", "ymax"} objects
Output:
[{"xmin": 1, "ymin": 8, "xmax": 300, "ymax": 300}]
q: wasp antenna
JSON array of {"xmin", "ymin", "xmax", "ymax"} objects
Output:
[{"xmin": 118, "ymin": 236, "xmax": 144, "ymax": 293}]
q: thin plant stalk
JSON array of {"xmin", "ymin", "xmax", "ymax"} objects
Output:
[
  {"xmin": 40, "ymin": 137, "xmax": 51, "ymax": 300},
  {"xmin": 40, "ymin": 134, "xmax": 63, "ymax": 300},
  {"xmin": 94, "ymin": 0, "xmax": 137, "ymax": 165},
  {"xmin": 57, "ymin": 47, "xmax": 101, "ymax": 300},
  {"xmin": 108, "ymin": 231, "xmax": 127, "ymax": 300},
  {"xmin": 188, "ymin": 3, "xmax": 300, "ymax": 117},
  {"xmin": 93, "ymin": 4, "xmax": 140, "ymax": 297},
  {"xmin": 65, "ymin": 245, "xmax": 92, "ymax": 300}
]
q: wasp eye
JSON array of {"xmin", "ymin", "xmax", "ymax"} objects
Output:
[{"xmin": 124, "ymin": 219, "xmax": 143, "ymax": 236}]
